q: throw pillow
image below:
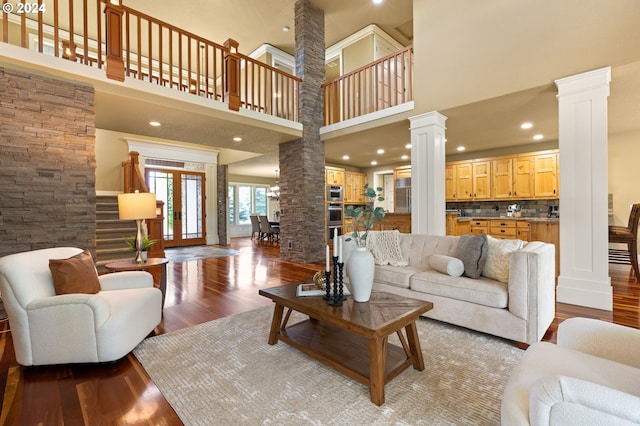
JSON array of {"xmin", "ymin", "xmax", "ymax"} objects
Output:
[
  {"xmin": 429, "ymin": 254, "xmax": 464, "ymax": 277},
  {"xmin": 49, "ymin": 250, "xmax": 101, "ymax": 295},
  {"xmin": 454, "ymin": 233, "xmax": 488, "ymax": 279},
  {"xmin": 482, "ymin": 236, "xmax": 525, "ymax": 283}
]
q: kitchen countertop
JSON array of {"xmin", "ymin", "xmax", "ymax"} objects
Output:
[{"xmin": 455, "ymin": 216, "xmax": 559, "ymax": 223}]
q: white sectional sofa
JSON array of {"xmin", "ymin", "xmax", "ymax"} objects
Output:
[{"xmin": 342, "ymin": 233, "xmax": 556, "ymax": 346}]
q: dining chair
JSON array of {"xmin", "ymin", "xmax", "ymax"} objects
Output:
[
  {"xmin": 609, "ymin": 203, "xmax": 640, "ymax": 281},
  {"xmin": 258, "ymin": 215, "xmax": 279, "ymax": 242},
  {"xmin": 249, "ymin": 215, "xmax": 262, "ymax": 240}
]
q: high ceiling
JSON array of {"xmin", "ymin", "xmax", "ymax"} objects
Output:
[{"xmin": 88, "ymin": 0, "xmax": 640, "ymax": 177}]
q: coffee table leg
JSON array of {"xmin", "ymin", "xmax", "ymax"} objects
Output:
[
  {"xmin": 267, "ymin": 303, "xmax": 285, "ymax": 345},
  {"xmin": 368, "ymin": 336, "xmax": 387, "ymax": 406},
  {"xmin": 405, "ymin": 321, "xmax": 425, "ymax": 371}
]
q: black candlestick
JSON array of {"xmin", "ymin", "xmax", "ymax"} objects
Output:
[
  {"xmin": 323, "ymin": 269, "xmax": 331, "ymax": 300},
  {"xmin": 328, "ymin": 256, "xmax": 342, "ymax": 306},
  {"xmin": 337, "ymin": 261, "xmax": 346, "ymax": 301}
]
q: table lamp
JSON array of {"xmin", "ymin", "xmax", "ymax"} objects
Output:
[{"xmin": 117, "ymin": 191, "xmax": 158, "ymax": 263}]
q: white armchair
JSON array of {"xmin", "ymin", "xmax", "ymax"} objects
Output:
[
  {"xmin": 501, "ymin": 317, "xmax": 640, "ymax": 425},
  {"xmin": 0, "ymin": 247, "xmax": 162, "ymax": 366}
]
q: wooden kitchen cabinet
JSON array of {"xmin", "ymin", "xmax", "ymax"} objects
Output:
[
  {"xmin": 534, "ymin": 152, "xmax": 558, "ymax": 199},
  {"xmin": 394, "ymin": 166, "xmax": 411, "ymax": 180},
  {"xmin": 376, "ymin": 214, "xmax": 411, "ymax": 233},
  {"xmin": 446, "ymin": 213, "xmax": 458, "ymax": 235},
  {"xmin": 455, "ymin": 163, "xmax": 473, "ymax": 200},
  {"xmin": 344, "ymin": 171, "xmax": 366, "ymax": 203},
  {"xmin": 513, "ymin": 155, "xmax": 535, "ymax": 198},
  {"xmin": 456, "ymin": 220, "xmax": 470, "ymax": 236},
  {"xmin": 489, "ymin": 220, "xmax": 516, "ymax": 239},
  {"xmin": 492, "ymin": 158, "xmax": 513, "ymax": 199},
  {"xmin": 530, "ymin": 222, "xmax": 560, "ymax": 275},
  {"xmin": 516, "ymin": 220, "xmax": 530, "ymax": 241},
  {"xmin": 470, "ymin": 219, "xmax": 488, "ymax": 235},
  {"xmin": 325, "ymin": 166, "xmax": 345, "ymax": 186},
  {"xmin": 472, "ymin": 161, "xmax": 492, "ymax": 200},
  {"xmin": 445, "ymin": 164, "xmax": 457, "ymax": 200}
]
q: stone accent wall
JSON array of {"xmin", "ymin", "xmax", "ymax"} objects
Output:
[
  {"xmin": 0, "ymin": 67, "xmax": 96, "ymax": 257},
  {"xmin": 279, "ymin": 0, "xmax": 325, "ymax": 263}
]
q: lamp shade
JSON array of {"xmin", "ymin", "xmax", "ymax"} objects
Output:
[{"xmin": 117, "ymin": 192, "xmax": 157, "ymax": 220}]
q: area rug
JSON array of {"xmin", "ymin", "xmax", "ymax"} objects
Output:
[
  {"xmin": 134, "ymin": 306, "xmax": 523, "ymax": 425},
  {"xmin": 164, "ymin": 245, "xmax": 239, "ymax": 263}
]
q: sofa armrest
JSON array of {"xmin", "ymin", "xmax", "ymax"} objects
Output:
[
  {"xmin": 99, "ymin": 271, "xmax": 154, "ymax": 291},
  {"xmin": 507, "ymin": 241, "xmax": 556, "ymax": 343},
  {"xmin": 558, "ymin": 318, "xmax": 640, "ymax": 368},
  {"xmin": 28, "ymin": 293, "xmax": 110, "ymax": 327},
  {"xmin": 529, "ymin": 375, "xmax": 640, "ymax": 425}
]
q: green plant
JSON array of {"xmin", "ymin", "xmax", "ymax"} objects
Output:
[
  {"xmin": 345, "ymin": 184, "xmax": 385, "ymax": 247},
  {"xmin": 124, "ymin": 235, "xmax": 158, "ymax": 252}
]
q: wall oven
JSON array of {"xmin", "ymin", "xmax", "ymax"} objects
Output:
[
  {"xmin": 327, "ymin": 202, "xmax": 343, "ymax": 225},
  {"xmin": 328, "ymin": 225, "xmax": 343, "ymax": 241},
  {"xmin": 326, "ymin": 185, "xmax": 344, "ymax": 201}
]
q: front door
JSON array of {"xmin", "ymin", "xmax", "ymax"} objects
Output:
[{"xmin": 146, "ymin": 168, "xmax": 206, "ymax": 247}]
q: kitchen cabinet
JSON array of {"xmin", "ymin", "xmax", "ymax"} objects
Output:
[
  {"xmin": 445, "ymin": 164, "xmax": 457, "ymax": 200},
  {"xmin": 472, "ymin": 161, "xmax": 492, "ymax": 200},
  {"xmin": 534, "ymin": 152, "xmax": 558, "ymax": 199},
  {"xmin": 489, "ymin": 220, "xmax": 516, "ymax": 239},
  {"xmin": 376, "ymin": 213, "xmax": 411, "ymax": 233},
  {"xmin": 456, "ymin": 220, "xmax": 470, "ymax": 236},
  {"xmin": 513, "ymin": 156, "xmax": 535, "ymax": 198},
  {"xmin": 394, "ymin": 166, "xmax": 411, "ymax": 180},
  {"xmin": 325, "ymin": 166, "xmax": 345, "ymax": 186},
  {"xmin": 344, "ymin": 171, "xmax": 366, "ymax": 203},
  {"xmin": 446, "ymin": 213, "xmax": 458, "ymax": 235},
  {"xmin": 492, "ymin": 158, "xmax": 513, "ymax": 199},
  {"xmin": 470, "ymin": 219, "xmax": 488, "ymax": 235},
  {"xmin": 455, "ymin": 162, "xmax": 473, "ymax": 200},
  {"xmin": 516, "ymin": 220, "xmax": 530, "ymax": 241}
]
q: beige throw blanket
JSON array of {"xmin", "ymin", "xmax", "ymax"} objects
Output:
[{"xmin": 366, "ymin": 230, "xmax": 408, "ymax": 266}]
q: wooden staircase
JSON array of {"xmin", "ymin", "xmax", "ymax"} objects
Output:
[{"xmin": 96, "ymin": 195, "xmax": 136, "ymax": 270}]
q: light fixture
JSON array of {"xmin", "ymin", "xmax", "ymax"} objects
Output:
[
  {"xmin": 405, "ymin": 143, "xmax": 412, "ymax": 149},
  {"xmin": 233, "ymin": 136, "xmax": 242, "ymax": 142},
  {"xmin": 401, "ymin": 155, "xmax": 409, "ymax": 160},
  {"xmin": 376, "ymin": 148, "xmax": 385, "ymax": 154},
  {"xmin": 372, "ymin": 0, "xmax": 383, "ymax": 4},
  {"xmin": 533, "ymin": 134, "xmax": 544, "ymax": 141},
  {"xmin": 267, "ymin": 170, "xmax": 280, "ymax": 201},
  {"xmin": 342, "ymin": 155, "xmax": 350, "ymax": 160},
  {"xmin": 282, "ymin": 26, "xmax": 290, "ymax": 32},
  {"xmin": 117, "ymin": 191, "xmax": 157, "ymax": 263},
  {"xmin": 457, "ymin": 146, "xmax": 466, "ymax": 152},
  {"xmin": 521, "ymin": 122, "xmax": 533, "ymax": 129},
  {"xmin": 371, "ymin": 160, "xmax": 378, "ymax": 166},
  {"xmin": 149, "ymin": 121, "xmax": 161, "ymax": 127}
]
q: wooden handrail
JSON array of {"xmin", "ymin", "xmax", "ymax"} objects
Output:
[
  {"xmin": 0, "ymin": 0, "xmax": 301, "ymax": 122},
  {"xmin": 122, "ymin": 151, "xmax": 149, "ymax": 194},
  {"xmin": 321, "ymin": 45, "xmax": 413, "ymax": 126}
]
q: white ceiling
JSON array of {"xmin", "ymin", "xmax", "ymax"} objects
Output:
[{"xmin": 86, "ymin": 0, "xmax": 640, "ymax": 177}]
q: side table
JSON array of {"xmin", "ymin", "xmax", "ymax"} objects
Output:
[{"xmin": 104, "ymin": 258, "xmax": 168, "ymax": 308}]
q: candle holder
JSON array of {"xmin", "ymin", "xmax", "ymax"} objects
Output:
[
  {"xmin": 323, "ymin": 269, "xmax": 331, "ymax": 300},
  {"xmin": 328, "ymin": 256, "xmax": 343, "ymax": 306},
  {"xmin": 337, "ymin": 261, "xmax": 346, "ymax": 301}
]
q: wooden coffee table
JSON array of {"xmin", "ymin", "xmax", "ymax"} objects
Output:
[{"xmin": 259, "ymin": 283, "xmax": 433, "ymax": 405}]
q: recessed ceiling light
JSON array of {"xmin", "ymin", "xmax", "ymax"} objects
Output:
[
  {"xmin": 520, "ymin": 122, "xmax": 533, "ymax": 129},
  {"xmin": 401, "ymin": 155, "xmax": 409, "ymax": 160},
  {"xmin": 444, "ymin": 138, "xmax": 448, "ymax": 142},
  {"xmin": 533, "ymin": 134, "xmax": 544, "ymax": 141},
  {"xmin": 457, "ymin": 146, "xmax": 466, "ymax": 152},
  {"xmin": 342, "ymin": 155, "xmax": 350, "ymax": 160},
  {"xmin": 233, "ymin": 137, "xmax": 242, "ymax": 142},
  {"xmin": 377, "ymin": 148, "xmax": 385, "ymax": 154},
  {"xmin": 405, "ymin": 144, "xmax": 412, "ymax": 149},
  {"xmin": 371, "ymin": 160, "xmax": 378, "ymax": 166},
  {"xmin": 372, "ymin": 0, "xmax": 383, "ymax": 4},
  {"xmin": 282, "ymin": 26, "xmax": 290, "ymax": 32},
  {"xmin": 149, "ymin": 121, "xmax": 161, "ymax": 127}
]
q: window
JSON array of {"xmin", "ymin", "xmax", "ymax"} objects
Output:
[{"xmin": 228, "ymin": 183, "xmax": 269, "ymax": 225}]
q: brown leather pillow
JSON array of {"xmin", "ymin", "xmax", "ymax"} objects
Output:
[{"xmin": 49, "ymin": 250, "xmax": 101, "ymax": 295}]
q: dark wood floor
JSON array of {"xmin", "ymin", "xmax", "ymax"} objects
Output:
[{"xmin": 0, "ymin": 237, "xmax": 638, "ymax": 425}]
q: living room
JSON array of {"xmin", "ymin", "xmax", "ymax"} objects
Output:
[{"xmin": 1, "ymin": 0, "xmax": 640, "ymax": 423}]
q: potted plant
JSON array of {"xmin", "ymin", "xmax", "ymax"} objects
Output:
[
  {"xmin": 344, "ymin": 184, "xmax": 385, "ymax": 302},
  {"xmin": 124, "ymin": 235, "xmax": 158, "ymax": 261},
  {"xmin": 345, "ymin": 184, "xmax": 386, "ymax": 247}
]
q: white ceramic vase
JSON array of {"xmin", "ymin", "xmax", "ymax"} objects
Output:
[{"xmin": 346, "ymin": 246, "xmax": 375, "ymax": 302}]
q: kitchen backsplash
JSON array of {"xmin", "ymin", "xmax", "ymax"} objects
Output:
[{"xmin": 446, "ymin": 199, "xmax": 560, "ymax": 218}]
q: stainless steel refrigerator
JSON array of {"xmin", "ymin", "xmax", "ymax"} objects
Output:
[{"xmin": 395, "ymin": 178, "xmax": 411, "ymax": 213}]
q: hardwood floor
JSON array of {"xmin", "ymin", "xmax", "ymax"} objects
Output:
[{"xmin": 1, "ymin": 237, "xmax": 639, "ymax": 425}]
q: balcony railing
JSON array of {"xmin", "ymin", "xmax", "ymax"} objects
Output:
[
  {"xmin": 0, "ymin": 0, "xmax": 301, "ymax": 122},
  {"xmin": 321, "ymin": 45, "xmax": 413, "ymax": 126}
]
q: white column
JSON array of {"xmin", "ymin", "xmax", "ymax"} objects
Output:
[
  {"xmin": 408, "ymin": 111, "xmax": 448, "ymax": 235},
  {"xmin": 555, "ymin": 67, "xmax": 612, "ymax": 311}
]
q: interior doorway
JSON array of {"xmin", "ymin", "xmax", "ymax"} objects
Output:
[{"xmin": 146, "ymin": 168, "xmax": 206, "ymax": 247}]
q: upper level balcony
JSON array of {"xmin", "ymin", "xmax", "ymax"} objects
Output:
[{"xmin": 1, "ymin": 1, "xmax": 414, "ymax": 137}]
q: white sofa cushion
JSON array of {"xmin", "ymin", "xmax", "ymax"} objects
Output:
[
  {"xmin": 410, "ymin": 271, "xmax": 508, "ymax": 308},
  {"xmin": 373, "ymin": 265, "xmax": 424, "ymax": 289},
  {"xmin": 429, "ymin": 254, "xmax": 464, "ymax": 277},
  {"xmin": 482, "ymin": 236, "xmax": 524, "ymax": 283},
  {"xmin": 501, "ymin": 342, "xmax": 640, "ymax": 425}
]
